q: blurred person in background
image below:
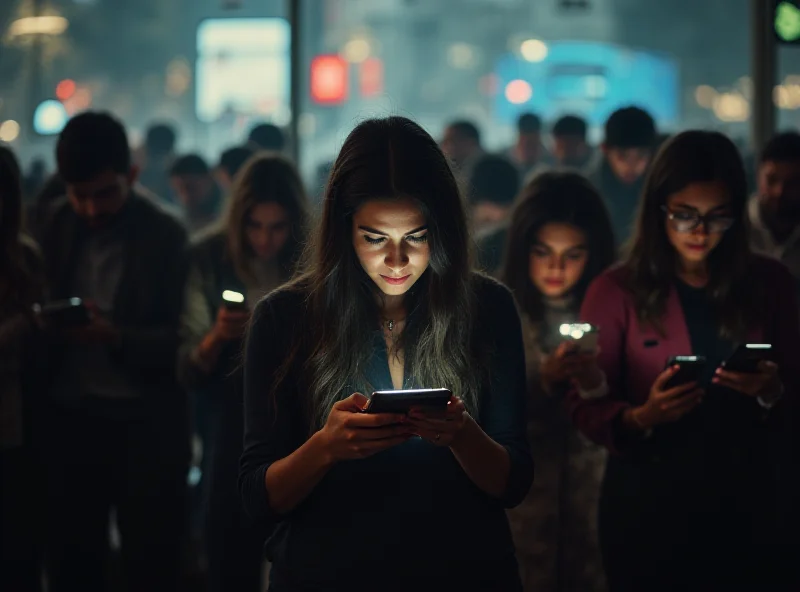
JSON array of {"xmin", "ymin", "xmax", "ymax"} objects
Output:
[
  {"xmin": 25, "ymin": 173, "xmax": 66, "ymax": 239},
  {"xmin": 170, "ymin": 154, "xmax": 224, "ymax": 235},
  {"xmin": 239, "ymin": 116, "xmax": 533, "ymax": 591},
  {"xmin": 749, "ymin": 132, "xmax": 800, "ymax": 288},
  {"xmin": 441, "ymin": 119, "xmax": 484, "ymax": 178},
  {"xmin": 179, "ymin": 153, "xmax": 308, "ymax": 592},
  {"xmin": 137, "ymin": 123, "xmax": 177, "ymax": 204},
  {"xmin": 23, "ymin": 157, "xmax": 48, "ymax": 204},
  {"xmin": 568, "ymin": 131, "xmax": 798, "ymax": 591},
  {"xmin": 551, "ymin": 115, "xmax": 593, "ymax": 171},
  {"xmin": 248, "ymin": 123, "xmax": 286, "ymax": 153},
  {"xmin": 0, "ymin": 145, "xmax": 46, "ymax": 592},
  {"xmin": 215, "ymin": 145, "xmax": 255, "ymax": 195},
  {"xmin": 587, "ymin": 106, "xmax": 657, "ymax": 248},
  {"xmin": 510, "ymin": 113, "xmax": 545, "ymax": 178},
  {"xmin": 37, "ymin": 112, "xmax": 190, "ymax": 592},
  {"xmin": 470, "ymin": 154, "xmax": 522, "ymax": 273},
  {"xmin": 502, "ymin": 172, "xmax": 615, "ymax": 592}
]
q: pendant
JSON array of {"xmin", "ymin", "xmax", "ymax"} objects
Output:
[{"xmin": 387, "ymin": 319, "xmax": 394, "ymax": 332}]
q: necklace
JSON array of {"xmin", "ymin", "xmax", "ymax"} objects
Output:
[{"xmin": 383, "ymin": 317, "xmax": 406, "ymax": 332}]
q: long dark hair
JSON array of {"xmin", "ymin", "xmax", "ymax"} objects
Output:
[
  {"xmin": 0, "ymin": 146, "xmax": 39, "ymax": 312},
  {"xmin": 223, "ymin": 152, "xmax": 308, "ymax": 284},
  {"xmin": 502, "ymin": 171, "xmax": 616, "ymax": 321},
  {"xmin": 279, "ymin": 116, "xmax": 477, "ymax": 429},
  {"xmin": 625, "ymin": 130, "xmax": 754, "ymax": 338}
]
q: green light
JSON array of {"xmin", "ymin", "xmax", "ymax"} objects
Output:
[{"xmin": 775, "ymin": 1, "xmax": 800, "ymax": 42}]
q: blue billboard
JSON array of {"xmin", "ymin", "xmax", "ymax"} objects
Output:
[{"xmin": 493, "ymin": 41, "xmax": 679, "ymax": 130}]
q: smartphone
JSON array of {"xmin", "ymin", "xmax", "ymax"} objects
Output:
[
  {"xmin": 221, "ymin": 290, "xmax": 248, "ymax": 311},
  {"xmin": 722, "ymin": 344, "xmax": 772, "ymax": 373},
  {"xmin": 33, "ymin": 297, "xmax": 91, "ymax": 327},
  {"xmin": 559, "ymin": 323, "xmax": 599, "ymax": 354},
  {"xmin": 664, "ymin": 355, "xmax": 707, "ymax": 389},
  {"xmin": 363, "ymin": 388, "xmax": 452, "ymax": 415}
]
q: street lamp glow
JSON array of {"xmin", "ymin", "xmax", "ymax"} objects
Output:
[
  {"xmin": 9, "ymin": 16, "xmax": 69, "ymax": 37},
  {"xmin": 0, "ymin": 120, "xmax": 21, "ymax": 143},
  {"xmin": 342, "ymin": 37, "xmax": 371, "ymax": 64},
  {"xmin": 520, "ymin": 39, "xmax": 548, "ymax": 62}
]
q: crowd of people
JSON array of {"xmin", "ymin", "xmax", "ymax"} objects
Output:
[{"xmin": 1, "ymin": 104, "xmax": 799, "ymax": 592}]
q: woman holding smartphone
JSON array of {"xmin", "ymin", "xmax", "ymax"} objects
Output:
[
  {"xmin": 178, "ymin": 153, "xmax": 307, "ymax": 592},
  {"xmin": 239, "ymin": 116, "xmax": 533, "ymax": 591},
  {"xmin": 502, "ymin": 172, "xmax": 615, "ymax": 592},
  {"xmin": 567, "ymin": 131, "xmax": 800, "ymax": 591}
]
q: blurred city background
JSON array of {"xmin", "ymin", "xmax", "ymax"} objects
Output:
[{"xmin": 0, "ymin": 0, "xmax": 799, "ymax": 196}]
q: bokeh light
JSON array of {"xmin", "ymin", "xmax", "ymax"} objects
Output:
[
  {"xmin": 505, "ymin": 79, "xmax": 533, "ymax": 104},
  {"xmin": 0, "ymin": 120, "xmax": 21, "ymax": 142},
  {"xmin": 520, "ymin": 39, "xmax": 548, "ymax": 62}
]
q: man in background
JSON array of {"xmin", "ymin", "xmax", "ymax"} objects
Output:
[
  {"xmin": 247, "ymin": 123, "xmax": 285, "ymax": 153},
  {"xmin": 137, "ymin": 123, "xmax": 177, "ymax": 204},
  {"xmin": 510, "ymin": 112, "xmax": 545, "ymax": 178},
  {"xmin": 587, "ymin": 106, "xmax": 656, "ymax": 246},
  {"xmin": 441, "ymin": 119, "xmax": 484, "ymax": 179},
  {"xmin": 170, "ymin": 154, "xmax": 224, "ymax": 234},
  {"xmin": 749, "ymin": 131, "xmax": 800, "ymax": 282},
  {"xmin": 551, "ymin": 115, "xmax": 593, "ymax": 171},
  {"xmin": 37, "ymin": 111, "xmax": 190, "ymax": 592}
]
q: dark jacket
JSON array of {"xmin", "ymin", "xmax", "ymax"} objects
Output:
[{"xmin": 37, "ymin": 191, "xmax": 190, "ymax": 402}]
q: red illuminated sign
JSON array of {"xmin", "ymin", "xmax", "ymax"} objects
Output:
[
  {"xmin": 310, "ymin": 55, "xmax": 348, "ymax": 105},
  {"xmin": 359, "ymin": 57, "xmax": 383, "ymax": 98}
]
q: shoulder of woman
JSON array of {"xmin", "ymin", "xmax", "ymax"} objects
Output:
[
  {"xmin": 252, "ymin": 281, "xmax": 310, "ymax": 328},
  {"xmin": 471, "ymin": 270, "xmax": 514, "ymax": 307},
  {"xmin": 189, "ymin": 229, "xmax": 226, "ymax": 260},
  {"xmin": 585, "ymin": 264, "xmax": 630, "ymax": 300}
]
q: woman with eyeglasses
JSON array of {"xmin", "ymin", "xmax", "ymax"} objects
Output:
[
  {"xmin": 566, "ymin": 131, "xmax": 800, "ymax": 591},
  {"xmin": 239, "ymin": 117, "xmax": 533, "ymax": 591}
]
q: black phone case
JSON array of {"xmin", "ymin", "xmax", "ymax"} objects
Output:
[
  {"xmin": 365, "ymin": 389, "xmax": 452, "ymax": 414},
  {"xmin": 37, "ymin": 300, "xmax": 91, "ymax": 327},
  {"xmin": 722, "ymin": 346, "xmax": 771, "ymax": 374},
  {"xmin": 664, "ymin": 357, "xmax": 706, "ymax": 389}
]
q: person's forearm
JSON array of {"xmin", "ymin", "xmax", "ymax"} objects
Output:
[
  {"xmin": 449, "ymin": 416, "xmax": 510, "ymax": 499},
  {"xmin": 191, "ymin": 331, "xmax": 224, "ymax": 374},
  {"xmin": 264, "ymin": 430, "xmax": 336, "ymax": 515}
]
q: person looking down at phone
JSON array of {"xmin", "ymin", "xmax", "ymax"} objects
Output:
[
  {"xmin": 35, "ymin": 111, "xmax": 191, "ymax": 592},
  {"xmin": 501, "ymin": 172, "xmax": 615, "ymax": 591},
  {"xmin": 178, "ymin": 153, "xmax": 307, "ymax": 592},
  {"xmin": 239, "ymin": 116, "xmax": 533, "ymax": 592},
  {"xmin": 567, "ymin": 131, "xmax": 800, "ymax": 592}
]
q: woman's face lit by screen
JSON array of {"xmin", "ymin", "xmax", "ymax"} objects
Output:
[
  {"xmin": 528, "ymin": 222, "xmax": 589, "ymax": 299},
  {"xmin": 352, "ymin": 198, "xmax": 430, "ymax": 298}
]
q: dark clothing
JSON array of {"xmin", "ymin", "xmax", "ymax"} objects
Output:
[
  {"xmin": 36, "ymin": 192, "xmax": 191, "ymax": 592},
  {"xmin": 178, "ymin": 232, "xmax": 281, "ymax": 592},
  {"xmin": 569, "ymin": 261, "xmax": 800, "ymax": 591},
  {"xmin": 586, "ymin": 161, "xmax": 643, "ymax": 249},
  {"xmin": 475, "ymin": 223, "xmax": 509, "ymax": 276},
  {"xmin": 239, "ymin": 275, "xmax": 533, "ymax": 591}
]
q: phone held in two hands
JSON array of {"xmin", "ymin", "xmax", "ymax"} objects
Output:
[
  {"xmin": 664, "ymin": 344, "xmax": 773, "ymax": 388},
  {"xmin": 558, "ymin": 323, "xmax": 600, "ymax": 355},
  {"xmin": 362, "ymin": 388, "xmax": 452, "ymax": 415}
]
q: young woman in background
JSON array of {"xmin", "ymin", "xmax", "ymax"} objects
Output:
[
  {"xmin": 178, "ymin": 153, "xmax": 307, "ymax": 592},
  {"xmin": 567, "ymin": 131, "xmax": 799, "ymax": 591},
  {"xmin": 502, "ymin": 172, "xmax": 616, "ymax": 592}
]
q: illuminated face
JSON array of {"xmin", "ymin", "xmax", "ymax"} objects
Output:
[
  {"xmin": 352, "ymin": 198, "xmax": 430, "ymax": 298},
  {"xmin": 66, "ymin": 168, "xmax": 135, "ymax": 228},
  {"xmin": 528, "ymin": 223, "xmax": 589, "ymax": 299},
  {"xmin": 245, "ymin": 202, "xmax": 291, "ymax": 261},
  {"xmin": 757, "ymin": 159, "xmax": 800, "ymax": 222},
  {"xmin": 663, "ymin": 181, "xmax": 734, "ymax": 266},
  {"xmin": 605, "ymin": 146, "xmax": 651, "ymax": 185}
]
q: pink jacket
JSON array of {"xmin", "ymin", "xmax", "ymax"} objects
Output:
[{"xmin": 566, "ymin": 255, "xmax": 800, "ymax": 454}]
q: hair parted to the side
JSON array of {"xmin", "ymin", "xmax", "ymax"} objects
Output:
[
  {"xmin": 222, "ymin": 152, "xmax": 308, "ymax": 285},
  {"xmin": 502, "ymin": 171, "xmax": 616, "ymax": 321},
  {"xmin": 624, "ymin": 130, "xmax": 756, "ymax": 338},
  {"xmin": 276, "ymin": 116, "xmax": 479, "ymax": 430}
]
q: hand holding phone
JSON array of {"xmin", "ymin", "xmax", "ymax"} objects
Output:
[
  {"xmin": 318, "ymin": 393, "xmax": 415, "ymax": 462},
  {"xmin": 363, "ymin": 388, "xmax": 452, "ymax": 415},
  {"xmin": 213, "ymin": 291, "xmax": 250, "ymax": 342},
  {"xmin": 628, "ymin": 360, "xmax": 705, "ymax": 430},
  {"xmin": 34, "ymin": 297, "xmax": 91, "ymax": 328},
  {"xmin": 558, "ymin": 323, "xmax": 599, "ymax": 355},
  {"xmin": 714, "ymin": 344, "xmax": 779, "ymax": 398}
]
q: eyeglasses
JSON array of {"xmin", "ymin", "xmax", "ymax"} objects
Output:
[{"xmin": 660, "ymin": 206, "xmax": 735, "ymax": 233}]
